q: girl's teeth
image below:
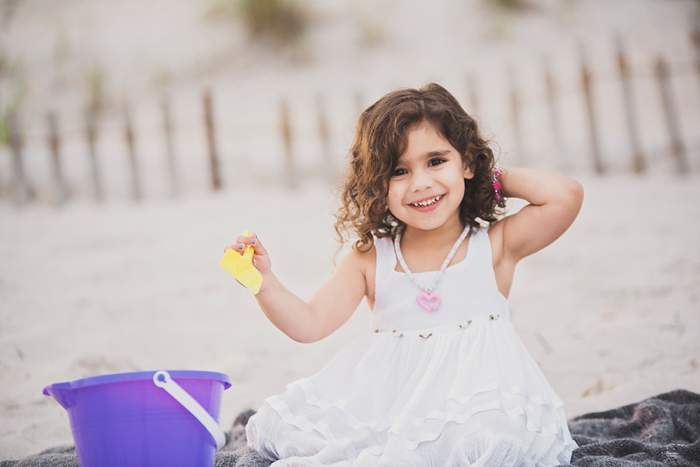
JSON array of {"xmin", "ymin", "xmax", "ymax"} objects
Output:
[{"xmin": 412, "ymin": 195, "xmax": 441, "ymax": 207}]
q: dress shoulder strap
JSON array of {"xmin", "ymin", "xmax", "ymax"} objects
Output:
[
  {"xmin": 370, "ymin": 233, "xmax": 396, "ymax": 310},
  {"xmin": 371, "ymin": 232, "xmax": 395, "ymax": 276},
  {"xmin": 467, "ymin": 222, "xmax": 493, "ymax": 268}
]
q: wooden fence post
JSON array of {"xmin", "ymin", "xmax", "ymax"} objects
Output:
[
  {"xmin": 507, "ymin": 65, "xmax": 526, "ymax": 165},
  {"xmin": 203, "ymin": 88, "xmax": 222, "ymax": 191},
  {"xmin": 578, "ymin": 43, "xmax": 605, "ymax": 174},
  {"xmin": 123, "ymin": 100, "xmax": 142, "ymax": 201},
  {"xmin": 615, "ymin": 34, "xmax": 646, "ymax": 174},
  {"xmin": 654, "ymin": 55, "xmax": 689, "ymax": 174},
  {"xmin": 8, "ymin": 110, "xmax": 34, "ymax": 204},
  {"xmin": 84, "ymin": 105, "xmax": 103, "ymax": 202},
  {"xmin": 46, "ymin": 111, "xmax": 69, "ymax": 204},
  {"xmin": 279, "ymin": 96, "xmax": 298, "ymax": 190},
  {"xmin": 160, "ymin": 94, "xmax": 180, "ymax": 198},
  {"xmin": 691, "ymin": 21, "xmax": 700, "ymax": 102},
  {"xmin": 466, "ymin": 72, "xmax": 480, "ymax": 116},
  {"xmin": 542, "ymin": 55, "xmax": 568, "ymax": 171},
  {"xmin": 315, "ymin": 92, "xmax": 334, "ymax": 182}
]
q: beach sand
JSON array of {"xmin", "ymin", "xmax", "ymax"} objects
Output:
[{"xmin": 0, "ymin": 173, "xmax": 698, "ymax": 459}]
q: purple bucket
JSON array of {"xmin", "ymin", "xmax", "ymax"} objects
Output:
[{"xmin": 43, "ymin": 370, "xmax": 231, "ymax": 467}]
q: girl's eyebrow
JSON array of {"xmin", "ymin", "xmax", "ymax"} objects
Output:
[{"xmin": 398, "ymin": 149, "xmax": 451, "ymax": 165}]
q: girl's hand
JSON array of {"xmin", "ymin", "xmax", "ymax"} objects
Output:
[{"xmin": 224, "ymin": 232, "xmax": 272, "ymax": 275}]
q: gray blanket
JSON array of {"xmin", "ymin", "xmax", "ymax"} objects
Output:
[
  {"xmin": 558, "ymin": 389, "xmax": 700, "ymax": 467},
  {"xmin": 2, "ymin": 389, "xmax": 698, "ymax": 466}
]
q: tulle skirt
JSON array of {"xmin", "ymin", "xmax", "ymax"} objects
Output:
[{"xmin": 246, "ymin": 314, "xmax": 578, "ymax": 466}]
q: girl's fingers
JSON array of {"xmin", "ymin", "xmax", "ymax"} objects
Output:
[
  {"xmin": 224, "ymin": 234, "xmax": 261, "ymax": 253},
  {"xmin": 226, "ymin": 241, "xmax": 246, "ymax": 250},
  {"xmin": 234, "ymin": 236, "xmax": 250, "ymax": 250},
  {"xmin": 224, "ymin": 235, "xmax": 267, "ymax": 255},
  {"xmin": 236, "ymin": 235, "xmax": 256, "ymax": 244},
  {"xmin": 242, "ymin": 235, "xmax": 256, "ymax": 245},
  {"xmin": 249, "ymin": 244, "xmax": 265, "ymax": 255},
  {"xmin": 249, "ymin": 236, "xmax": 264, "ymax": 251}
]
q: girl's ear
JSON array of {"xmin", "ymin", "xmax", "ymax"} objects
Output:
[
  {"xmin": 463, "ymin": 165, "xmax": 475, "ymax": 180},
  {"xmin": 462, "ymin": 157, "xmax": 475, "ymax": 180}
]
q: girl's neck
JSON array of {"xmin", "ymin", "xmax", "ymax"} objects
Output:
[{"xmin": 399, "ymin": 216, "xmax": 466, "ymax": 251}]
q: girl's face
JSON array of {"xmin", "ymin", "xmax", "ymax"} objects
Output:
[{"xmin": 387, "ymin": 120, "xmax": 473, "ymax": 232}]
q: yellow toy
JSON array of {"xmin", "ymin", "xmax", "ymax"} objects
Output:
[{"xmin": 220, "ymin": 229, "xmax": 263, "ymax": 295}]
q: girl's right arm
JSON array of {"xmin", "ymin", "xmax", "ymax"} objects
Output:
[{"xmin": 228, "ymin": 233, "xmax": 369, "ymax": 344}]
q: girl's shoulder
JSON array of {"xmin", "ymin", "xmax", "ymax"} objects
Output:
[
  {"xmin": 344, "ymin": 238, "xmax": 379, "ymax": 309},
  {"xmin": 355, "ymin": 238, "xmax": 377, "ymax": 266},
  {"xmin": 348, "ymin": 235, "xmax": 382, "ymax": 280}
]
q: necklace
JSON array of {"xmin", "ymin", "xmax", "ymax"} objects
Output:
[{"xmin": 393, "ymin": 224, "xmax": 471, "ymax": 313}]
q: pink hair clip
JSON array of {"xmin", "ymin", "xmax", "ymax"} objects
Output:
[{"xmin": 491, "ymin": 166, "xmax": 506, "ymax": 207}]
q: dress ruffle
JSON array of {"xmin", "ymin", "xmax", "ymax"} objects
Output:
[{"xmin": 246, "ymin": 316, "xmax": 578, "ymax": 466}]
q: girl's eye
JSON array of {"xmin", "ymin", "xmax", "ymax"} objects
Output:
[{"xmin": 391, "ymin": 157, "xmax": 447, "ymax": 177}]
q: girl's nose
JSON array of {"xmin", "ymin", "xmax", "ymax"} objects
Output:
[{"xmin": 409, "ymin": 170, "xmax": 434, "ymax": 192}]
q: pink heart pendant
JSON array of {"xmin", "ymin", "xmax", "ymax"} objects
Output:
[{"xmin": 416, "ymin": 290, "xmax": 441, "ymax": 312}]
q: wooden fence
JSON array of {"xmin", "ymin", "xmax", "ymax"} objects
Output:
[{"xmin": 2, "ymin": 32, "xmax": 699, "ymax": 206}]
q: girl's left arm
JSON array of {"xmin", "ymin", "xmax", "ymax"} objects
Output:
[{"xmin": 497, "ymin": 167, "xmax": 584, "ymax": 262}]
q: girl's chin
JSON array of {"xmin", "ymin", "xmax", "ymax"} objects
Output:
[{"xmin": 404, "ymin": 213, "xmax": 452, "ymax": 228}]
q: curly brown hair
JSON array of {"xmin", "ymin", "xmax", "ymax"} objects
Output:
[{"xmin": 332, "ymin": 82, "xmax": 505, "ymax": 260}]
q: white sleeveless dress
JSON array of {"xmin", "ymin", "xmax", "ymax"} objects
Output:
[{"xmin": 245, "ymin": 223, "xmax": 578, "ymax": 466}]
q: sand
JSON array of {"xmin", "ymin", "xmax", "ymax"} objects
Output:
[{"xmin": 0, "ymin": 173, "xmax": 699, "ymax": 459}]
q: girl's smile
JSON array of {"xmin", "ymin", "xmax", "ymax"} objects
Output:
[{"xmin": 408, "ymin": 193, "xmax": 445, "ymax": 212}]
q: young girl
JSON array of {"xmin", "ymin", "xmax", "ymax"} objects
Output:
[{"xmin": 228, "ymin": 83, "xmax": 583, "ymax": 466}]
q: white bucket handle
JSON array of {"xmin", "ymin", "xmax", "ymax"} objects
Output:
[{"xmin": 153, "ymin": 370, "xmax": 226, "ymax": 450}]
